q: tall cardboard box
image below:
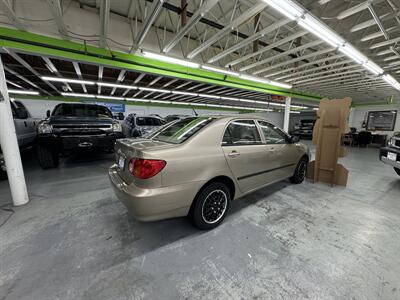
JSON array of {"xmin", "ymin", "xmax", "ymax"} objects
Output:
[{"xmin": 307, "ymin": 97, "xmax": 352, "ymax": 186}]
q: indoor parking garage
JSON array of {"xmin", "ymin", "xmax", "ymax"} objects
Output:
[{"xmin": 0, "ymin": 0, "xmax": 399, "ymax": 299}]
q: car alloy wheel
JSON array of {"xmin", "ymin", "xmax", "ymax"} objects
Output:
[
  {"xmin": 201, "ymin": 190, "xmax": 228, "ymax": 224},
  {"xmin": 298, "ymin": 160, "xmax": 307, "ymax": 181}
]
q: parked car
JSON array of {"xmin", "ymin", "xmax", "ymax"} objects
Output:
[
  {"xmin": 165, "ymin": 114, "xmax": 190, "ymax": 123},
  {"xmin": 36, "ymin": 103, "xmax": 123, "ymax": 169},
  {"xmin": 1, "ymin": 100, "xmax": 38, "ymax": 180},
  {"xmin": 109, "ymin": 116, "xmax": 310, "ymax": 229},
  {"xmin": 291, "ymin": 119, "xmax": 316, "ymax": 139},
  {"xmin": 122, "ymin": 114, "xmax": 166, "ymax": 138},
  {"xmin": 379, "ymin": 132, "xmax": 400, "ymax": 176}
]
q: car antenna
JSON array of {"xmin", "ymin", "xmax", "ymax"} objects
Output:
[{"xmin": 191, "ymin": 106, "xmax": 198, "ymax": 116}]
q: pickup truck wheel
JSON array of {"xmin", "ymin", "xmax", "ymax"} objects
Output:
[
  {"xmin": 37, "ymin": 145, "xmax": 59, "ymax": 169},
  {"xmin": 289, "ymin": 157, "xmax": 308, "ymax": 184},
  {"xmin": 395, "ymin": 168, "xmax": 400, "ymax": 176},
  {"xmin": 190, "ymin": 182, "xmax": 231, "ymax": 230}
]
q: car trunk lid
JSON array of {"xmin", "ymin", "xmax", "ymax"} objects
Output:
[{"xmin": 114, "ymin": 138, "xmax": 176, "ymax": 185}]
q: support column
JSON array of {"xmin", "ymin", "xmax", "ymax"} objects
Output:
[
  {"xmin": 283, "ymin": 96, "xmax": 291, "ymax": 132},
  {"xmin": 0, "ymin": 55, "xmax": 29, "ymax": 206}
]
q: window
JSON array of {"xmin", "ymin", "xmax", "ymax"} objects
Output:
[
  {"xmin": 258, "ymin": 121, "xmax": 288, "ymax": 144},
  {"xmin": 222, "ymin": 120, "xmax": 262, "ymax": 146},
  {"xmin": 136, "ymin": 117, "xmax": 160, "ymax": 126},
  {"xmin": 149, "ymin": 117, "xmax": 214, "ymax": 144},
  {"xmin": 9, "ymin": 102, "xmax": 17, "ymax": 118},
  {"xmin": 52, "ymin": 104, "xmax": 112, "ymax": 118}
]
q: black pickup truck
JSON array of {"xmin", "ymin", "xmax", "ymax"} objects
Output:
[
  {"xmin": 36, "ymin": 103, "xmax": 123, "ymax": 169},
  {"xmin": 379, "ymin": 132, "xmax": 400, "ymax": 176}
]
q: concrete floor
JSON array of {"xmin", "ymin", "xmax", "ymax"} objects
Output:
[{"xmin": 0, "ymin": 143, "xmax": 399, "ymax": 300}]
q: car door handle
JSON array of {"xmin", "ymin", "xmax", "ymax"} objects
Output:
[{"xmin": 228, "ymin": 151, "xmax": 240, "ymax": 158}]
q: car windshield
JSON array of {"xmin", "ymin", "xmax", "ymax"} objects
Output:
[
  {"xmin": 149, "ymin": 117, "xmax": 215, "ymax": 144},
  {"xmin": 52, "ymin": 104, "xmax": 112, "ymax": 118}
]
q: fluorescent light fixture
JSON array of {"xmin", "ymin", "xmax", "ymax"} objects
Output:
[
  {"xmin": 363, "ymin": 61, "xmax": 384, "ymax": 76},
  {"xmin": 8, "ymin": 89, "xmax": 39, "ymax": 95},
  {"xmin": 61, "ymin": 92, "xmax": 96, "ymax": 98},
  {"xmin": 220, "ymin": 96, "xmax": 242, "ymax": 101},
  {"xmin": 126, "ymin": 98, "xmax": 151, "ymax": 103},
  {"xmin": 198, "ymin": 94, "xmax": 220, "ymax": 99},
  {"xmin": 97, "ymin": 82, "xmax": 138, "ymax": 89},
  {"xmin": 268, "ymin": 80, "xmax": 293, "ymax": 89},
  {"xmin": 240, "ymin": 74, "xmax": 292, "ymax": 89},
  {"xmin": 298, "ymin": 15, "xmax": 343, "ymax": 48},
  {"xmin": 96, "ymin": 95, "xmax": 125, "ymax": 101},
  {"xmin": 41, "ymin": 76, "xmax": 95, "ymax": 85},
  {"xmin": 262, "ymin": 0, "xmax": 303, "ymax": 20},
  {"xmin": 201, "ymin": 65, "xmax": 239, "ymax": 76},
  {"xmin": 172, "ymin": 91, "xmax": 198, "ymax": 97},
  {"xmin": 138, "ymin": 87, "xmax": 171, "ymax": 94},
  {"xmin": 150, "ymin": 100, "xmax": 172, "ymax": 104},
  {"xmin": 339, "ymin": 44, "xmax": 367, "ymax": 64},
  {"xmin": 290, "ymin": 111, "xmax": 301, "ymax": 114},
  {"xmin": 142, "ymin": 51, "xmax": 200, "ymax": 68}
]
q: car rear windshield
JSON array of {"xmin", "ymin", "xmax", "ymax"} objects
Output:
[
  {"xmin": 52, "ymin": 104, "xmax": 112, "ymax": 118},
  {"xmin": 149, "ymin": 117, "xmax": 215, "ymax": 144}
]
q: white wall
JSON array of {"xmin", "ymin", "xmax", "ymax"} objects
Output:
[{"xmin": 350, "ymin": 104, "xmax": 400, "ymax": 134}]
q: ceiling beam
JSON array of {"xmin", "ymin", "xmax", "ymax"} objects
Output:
[
  {"xmin": 226, "ymin": 31, "xmax": 308, "ymax": 68},
  {"xmin": 163, "ymin": 0, "xmax": 221, "ymax": 53},
  {"xmin": 270, "ymin": 54, "xmax": 346, "ymax": 78},
  {"xmin": 46, "ymin": 0, "xmax": 69, "ymax": 38},
  {"xmin": 72, "ymin": 62, "xmax": 87, "ymax": 93},
  {"xmin": 255, "ymin": 48, "xmax": 334, "ymax": 76},
  {"xmin": 4, "ymin": 66, "xmax": 51, "ymax": 95},
  {"xmin": 246, "ymin": 40, "xmax": 323, "ymax": 73},
  {"xmin": 187, "ymin": 2, "xmax": 268, "ymax": 59},
  {"xmin": 5, "ymin": 49, "xmax": 60, "ymax": 94},
  {"xmin": 0, "ymin": 0, "xmax": 26, "ymax": 31},
  {"xmin": 135, "ymin": 0, "xmax": 164, "ymax": 47},
  {"xmin": 110, "ymin": 70, "xmax": 126, "ymax": 95},
  {"xmin": 99, "ymin": 0, "xmax": 110, "ymax": 48},
  {"xmin": 207, "ymin": 19, "xmax": 290, "ymax": 63},
  {"xmin": 42, "ymin": 56, "xmax": 72, "ymax": 92}
]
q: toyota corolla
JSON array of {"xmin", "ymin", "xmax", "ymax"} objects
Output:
[{"xmin": 109, "ymin": 116, "xmax": 310, "ymax": 229}]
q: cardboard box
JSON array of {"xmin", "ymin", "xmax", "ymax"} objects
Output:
[{"xmin": 307, "ymin": 97, "xmax": 351, "ymax": 186}]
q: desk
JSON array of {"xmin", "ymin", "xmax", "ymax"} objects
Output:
[{"xmin": 371, "ymin": 133, "xmax": 387, "ymax": 147}]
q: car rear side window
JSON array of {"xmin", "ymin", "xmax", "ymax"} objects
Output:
[
  {"xmin": 222, "ymin": 120, "xmax": 262, "ymax": 146},
  {"xmin": 258, "ymin": 121, "xmax": 288, "ymax": 144},
  {"xmin": 150, "ymin": 117, "xmax": 214, "ymax": 144}
]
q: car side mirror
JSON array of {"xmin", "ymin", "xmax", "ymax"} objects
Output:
[
  {"xmin": 46, "ymin": 110, "xmax": 51, "ymax": 118},
  {"xmin": 289, "ymin": 135, "xmax": 300, "ymax": 143},
  {"xmin": 16, "ymin": 107, "xmax": 28, "ymax": 119}
]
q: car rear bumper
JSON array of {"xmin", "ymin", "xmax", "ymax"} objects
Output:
[
  {"xmin": 108, "ymin": 164, "xmax": 204, "ymax": 221},
  {"xmin": 379, "ymin": 147, "xmax": 400, "ymax": 169}
]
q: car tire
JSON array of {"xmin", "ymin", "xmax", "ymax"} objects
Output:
[
  {"xmin": 395, "ymin": 167, "xmax": 400, "ymax": 176},
  {"xmin": 289, "ymin": 157, "xmax": 308, "ymax": 184},
  {"xmin": 37, "ymin": 145, "xmax": 59, "ymax": 169},
  {"xmin": 190, "ymin": 182, "xmax": 231, "ymax": 230}
]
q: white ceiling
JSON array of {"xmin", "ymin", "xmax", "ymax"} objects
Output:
[{"xmin": 0, "ymin": 0, "xmax": 399, "ymax": 105}]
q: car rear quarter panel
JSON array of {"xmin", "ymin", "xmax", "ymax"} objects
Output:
[{"xmin": 146, "ymin": 119, "xmax": 241, "ymax": 197}]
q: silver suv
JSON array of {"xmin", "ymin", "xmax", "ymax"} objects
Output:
[{"xmin": 122, "ymin": 114, "xmax": 166, "ymax": 138}]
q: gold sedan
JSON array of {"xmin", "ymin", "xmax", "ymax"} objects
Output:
[{"xmin": 109, "ymin": 115, "xmax": 310, "ymax": 229}]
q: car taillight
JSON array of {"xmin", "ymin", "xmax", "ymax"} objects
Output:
[{"xmin": 128, "ymin": 158, "xmax": 166, "ymax": 179}]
